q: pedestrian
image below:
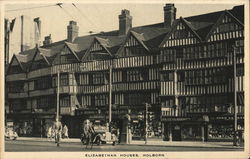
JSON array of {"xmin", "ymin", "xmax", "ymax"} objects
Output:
[
  {"xmin": 51, "ymin": 127, "xmax": 55, "ymax": 139},
  {"xmin": 53, "ymin": 118, "xmax": 63, "ymax": 147},
  {"xmin": 47, "ymin": 126, "xmax": 52, "ymax": 141},
  {"xmin": 63, "ymin": 125, "xmax": 69, "ymax": 139}
]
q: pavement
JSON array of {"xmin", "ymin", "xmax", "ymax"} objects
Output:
[{"xmin": 15, "ymin": 137, "xmax": 243, "ymax": 149}]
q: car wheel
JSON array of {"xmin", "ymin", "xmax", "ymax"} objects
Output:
[
  {"xmin": 96, "ymin": 137, "xmax": 101, "ymax": 146},
  {"xmin": 112, "ymin": 141, "xmax": 116, "ymax": 146}
]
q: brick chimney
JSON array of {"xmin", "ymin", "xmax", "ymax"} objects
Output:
[
  {"xmin": 119, "ymin": 9, "xmax": 132, "ymax": 35},
  {"xmin": 43, "ymin": 34, "xmax": 52, "ymax": 46},
  {"xmin": 164, "ymin": 4, "xmax": 176, "ymax": 28},
  {"xmin": 34, "ymin": 17, "xmax": 41, "ymax": 46},
  {"xmin": 67, "ymin": 21, "xmax": 79, "ymax": 42}
]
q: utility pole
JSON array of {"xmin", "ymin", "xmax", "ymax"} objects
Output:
[
  {"xmin": 233, "ymin": 45, "xmax": 238, "ymax": 146},
  {"xmin": 108, "ymin": 61, "xmax": 113, "ymax": 132},
  {"xmin": 56, "ymin": 71, "xmax": 60, "ymax": 125},
  {"xmin": 145, "ymin": 103, "xmax": 148, "ymax": 144}
]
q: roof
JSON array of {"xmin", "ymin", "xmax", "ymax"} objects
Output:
[{"xmin": 8, "ymin": 5, "xmax": 244, "ymax": 74}]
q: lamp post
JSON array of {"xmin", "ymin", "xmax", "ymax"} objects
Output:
[
  {"xmin": 233, "ymin": 45, "xmax": 238, "ymax": 146},
  {"xmin": 145, "ymin": 103, "xmax": 149, "ymax": 144},
  {"xmin": 56, "ymin": 70, "xmax": 60, "ymax": 125},
  {"xmin": 108, "ymin": 59, "xmax": 115, "ymax": 132},
  {"xmin": 109, "ymin": 62, "xmax": 112, "ymax": 125}
]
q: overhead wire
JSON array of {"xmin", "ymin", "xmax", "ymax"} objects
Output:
[
  {"xmin": 72, "ymin": 3, "xmax": 104, "ymax": 34},
  {"xmin": 6, "ymin": 4, "xmax": 58, "ymax": 12},
  {"xmin": 71, "ymin": 4, "xmax": 97, "ymax": 29},
  {"xmin": 56, "ymin": 3, "xmax": 75, "ymax": 20},
  {"xmin": 6, "ymin": 3, "xmax": 103, "ymax": 35},
  {"xmin": 57, "ymin": 3, "xmax": 92, "ymax": 32}
]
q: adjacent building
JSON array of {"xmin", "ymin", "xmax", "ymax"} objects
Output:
[{"xmin": 6, "ymin": 4, "xmax": 244, "ymax": 140}]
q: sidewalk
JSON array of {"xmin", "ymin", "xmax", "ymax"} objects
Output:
[
  {"xmin": 129, "ymin": 140, "xmax": 243, "ymax": 149},
  {"xmin": 16, "ymin": 137, "xmax": 243, "ymax": 149}
]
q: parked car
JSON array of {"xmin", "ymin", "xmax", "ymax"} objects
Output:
[{"xmin": 5, "ymin": 128, "xmax": 18, "ymax": 140}]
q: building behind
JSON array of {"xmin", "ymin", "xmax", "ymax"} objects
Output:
[{"xmin": 5, "ymin": 4, "xmax": 244, "ymax": 141}]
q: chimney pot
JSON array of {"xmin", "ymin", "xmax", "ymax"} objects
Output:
[
  {"xmin": 119, "ymin": 9, "xmax": 132, "ymax": 35},
  {"xmin": 164, "ymin": 4, "xmax": 176, "ymax": 28},
  {"xmin": 43, "ymin": 34, "xmax": 52, "ymax": 46},
  {"xmin": 67, "ymin": 20, "xmax": 79, "ymax": 42}
]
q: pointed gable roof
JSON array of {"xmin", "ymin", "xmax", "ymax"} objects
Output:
[
  {"xmin": 64, "ymin": 42, "xmax": 81, "ymax": 61},
  {"xmin": 159, "ymin": 17, "xmax": 202, "ymax": 47},
  {"xmin": 130, "ymin": 31, "xmax": 149, "ymax": 51},
  {"xmin": 16, "ymin": 48, "xmax": 37, "ymax": 71},
  {"xmin": 180, "ymin": 17, "xmax": 202, "ymax": 40},
  {"xmin": 81, "ymin": 36, "xmax": 114, "ymax": 61},
  {"xmin": 30, "ymin": 48, "xmax": 52, "ymax": 68},
  {"xmin": 183, "ymin": 5, "xmax": 244, "ymax": 40},
  {"xmin": 8, "ymin": 5, "xmax": 244, "ymax": 68},
  {"xmin": 95, "ymin": 37, "xmax": 112, "ymax": 55},
  {"xmin": 205, "ymin": 10, "xmax": 244, "ymax": 41},
  {"xmin": 116, "ymin": 26, "xmax": 169, "ymax": 57},
  {"xmin": 7, "ymin": 54, "xmax": 25, "ymax": 74}
]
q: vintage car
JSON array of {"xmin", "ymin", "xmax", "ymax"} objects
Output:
[
  {"xmin": 93, "ymin": 125, "xmax": 118, "ymax": 145},
  {"xmin": 5, "ymin": 128, "xmax": 18, "ymax": 140},
  {"xmin": 81, "ymin": 124, "xmax": 118, "ymax": 146}
]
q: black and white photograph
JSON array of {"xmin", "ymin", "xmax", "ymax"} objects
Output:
[{"xmin": 1, "ymin": 0, "xmax": 249, "ymax": 159}]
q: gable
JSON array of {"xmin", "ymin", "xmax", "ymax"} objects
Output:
[
  {"xmin": 61, "ymin": 45, "xmax": 73, "ymax": 55},
  {"xmin": 161, "ymin": 21, "xmax": 200, "ymax": 47},
  {"xmin": 207, "ymin": 12, "xmax": 244, "ymax": 42},
  {"xmin": 31, "ymin": 54, "xmax": 49, "ymax": 70},
  {"xmin": 118, "ymin": 34, "xmax": 148, "ymax": 57},
  {"xmin": 90, "ymin": 40, "xmax": 106, "ymax": 52},
  {"xmin": 8, "ymin": 56, "xmax": 24, "ymax": 74},
  {"xmin": 52, "ymin": 45, "xmax": 79, "ymax": 64},
  {"xmin": 12, "ymin": 57, "xmax": 20, "ymax": 66},
  {"xmin": 124, "ymin": 34, "xmax": 141, "ymax": 47},
  {"xmin": 29, "ymin": 49, "xmax": 50, "ymax": 71},
  {"xmin": 83, "ymin": 39, "xmax": 111, "ymax": 61}
]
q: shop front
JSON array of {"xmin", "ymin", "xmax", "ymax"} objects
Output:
[
  {"xmin": 7, "ymin": 112, "xmax": 56, "ymax": 137},
  {"xmin": 161, "ymin": 116, "xmax": 209, "ymax": 142}
]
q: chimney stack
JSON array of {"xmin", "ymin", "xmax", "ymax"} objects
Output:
[
  {"xmin": 164, "ymin": 4, "xmax": 176, "ymax": 28},
  {"xmin": 119, "ymin": 9, "xmax": 132, "ymax": 35},
  {"xmin": 67, "ymin": 21, "xmax": 79, "ymax": 42},
  {"xmin": 43, "ymin": 34, "xmax": 52, "ymax": 46},
  {"xmin": 34, "ymin": 17, "xmax": 41, "ymax": 46}
]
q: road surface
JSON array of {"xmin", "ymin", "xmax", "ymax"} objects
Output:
[{"xmin": 5, "ymin": 138, "xmax": 243, "ymax": 152}]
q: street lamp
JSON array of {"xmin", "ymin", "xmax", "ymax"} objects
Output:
[
  {"xmin": 233, "ymin": 45, "xmax": 238, "ymax": 146},
  {"xmin": 145, "ymin": 103, "xmax": 149, "ymax": 144},
  {"xmin": 56, "ymin": 67, "xmax": 68, "ymax": 125},
  {"xmin": 56, "ymin": 70, "xmax": 60, "ymax": 125},
  {"xmin": 108, "ymin": 59, "xmax": 115, "ymax": 132}
]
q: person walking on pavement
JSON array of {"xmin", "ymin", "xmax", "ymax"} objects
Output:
[
  {"xmin": 53, "ymin": 118, "xmax": 63, "ymax": 147},
  {"xmin": 47, "ymin": 126, "xmax": 53, "ymax": 141},
  {"xmin": 63, "ymin": 125, "xmax": 69, "ymax": 139}
]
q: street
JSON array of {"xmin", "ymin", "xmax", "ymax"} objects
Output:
[{"xmin": 5, "ymin": 137, "xmax": 244, "ymax": 152}]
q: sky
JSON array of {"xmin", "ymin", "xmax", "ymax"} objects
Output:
[{"xmin": 4, "ymin": 2, "xmax": 243, "ymax": 50}]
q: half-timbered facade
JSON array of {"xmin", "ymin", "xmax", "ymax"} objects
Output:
[
  {"xmin": 159, "ymin": 5, "xmax": 244, "ymax": 141},
  {"xmin": 6, "ymin": 4, "xmax": 244, "ymax": 139}
]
